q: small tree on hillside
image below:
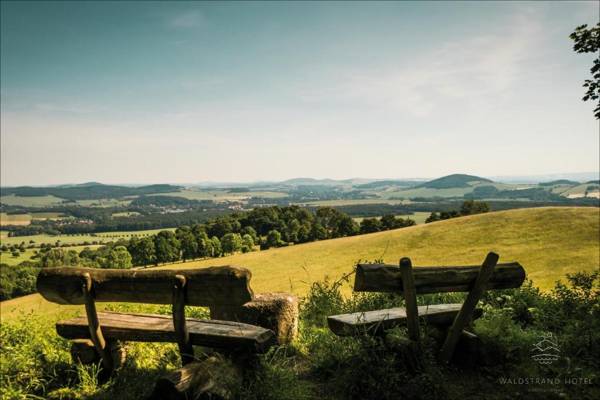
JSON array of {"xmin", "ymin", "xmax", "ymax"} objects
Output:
[
  {"xmin": 380, "ymin": 214, "xmax": 399, "ymax": 230},
  {"xmin": 240, "ymin": 226, "xmax": 259, "ymax": 244},
  {"xmin": 263, "ymin": 230, "xmax": 284, "ymax": 250},
  {"xmin": 460, "ymin": 200, "xmax": 490, "ymax": 216},
  {"xmin": 241, "ymin": 234, "xmax": 255, "ymax": 253},
  {"xmin": 360, "ymin": 218, "xmax": 382, "ymax": 234},
  {"xmin": 104, "ymin": 246, "xmax": 132, "ymax": 269},
  {"xmin": 177, "ymin": 229, "xmax": 198, "ymax": 262},
  {"xmin": 211, "ymin": 236, "xmax": 222, "ymax": 257},
  {"xmin": 221, "ymin": 233, "xmax": 243, "ymax": 254}
]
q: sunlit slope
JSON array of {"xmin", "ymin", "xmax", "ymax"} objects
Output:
[
  {"xmin": 2, "ymin": 207, "xmax": 598, "ymax": 321},
  {"xmin": 167, "ymin": 207, "xmax": 599, "ymax": 294}
]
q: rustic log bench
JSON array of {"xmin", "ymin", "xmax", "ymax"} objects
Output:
[
  {"xmin": 327, "ymin": 252, "xmax": 525, "ymax": 363},
  {"xmin": 36, "ymin": 266, "xmax": 295, "ymax": 398}
]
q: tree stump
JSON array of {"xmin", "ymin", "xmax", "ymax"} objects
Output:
[
  {"xmin": 149, "ymin": 355, "xmax": 242, "ymax": 400},
  {"xmin": 210, "ymin": 292, "xmax": 298, "ymax": 345}
]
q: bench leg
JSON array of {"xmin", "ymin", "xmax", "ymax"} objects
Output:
[
  {"xmin": 173, "ymin": 275, "xmax": 194, "ymax": 365},
  {"xmin": 82, "ymin": 273, "xmax": 114, "ymax": 372},
  {"xmin": 71, "ymin": 339, "xmax": 127, "ymax": 369},
  {"xmin": 400, "ymin": 257, "xmax": 420, "ymax": 345},
  {"xmin": 439, "ymin": 252, "xmax": 498, "ymax": 363}
]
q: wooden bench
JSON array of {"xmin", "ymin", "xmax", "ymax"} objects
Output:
[
  {"xmin": 36, "ymin": 266, "xmax": 289, "ymax": 397},
  {"xmin": 327, "ymin": 252, "xmax": 525, "ymax": 363}
]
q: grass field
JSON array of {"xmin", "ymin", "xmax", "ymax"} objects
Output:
[
  {"xmin": 3, "ymin": 207, "xmax": 596, "ymax": 322},
  {"xmin": 0, "ymin": 228, "xmax": 176, "ymax": 247},
  {"xmin": 0, "ymin": 212, "xmax": 67, "ymax": 227},
  {"xmin": 561, "ymin": 182, "xmax": 600, "ymax": 198},
  {"xmin": 0, "ymin": 248, "xmax": 37, "ymax": 265},
  {"xmin": 74, "ymin": 198, "xmax": 132, "ymax": 207},
  {"xmin": 154, "ymin": 189, "xmax": 288, "ymax": 202},
  {"xmin": 95, "ymin": 228, "xmax": 176, "ymax": 239},
  {"xmin": 30, "ymin": 212, "xmax": 66, "ymax": 220},
  {"xmin": 377, "ymin": 182, "xmax": 532, "ymax": 199},
  {"xmin": 0, "ymin": 213, "xmax": 32, "ymax": 226},
  {"xmin": 0, "ymin": 194, "xmax": 65, "ymax": 207},
  {"xmin": 300, "ymin": 199, "xmax": 410, "ymax": 206},
  {"xmin": 161, "ymin": 207, "xmax": 598, "ymax": 296},
  {"xmin": 0, "ymin": 232, "xmax": 108, "ymax": 247},
  {"xmin": 352, "ymin": 211, "xmax": 431, "ymax": 225},
  {"xmin": 111, "ymin": 211, "xmax": 141, "ymax": 218},
  {"xmin": 0, "ymin": 245, "xmax": 102, "ymax": 266}
]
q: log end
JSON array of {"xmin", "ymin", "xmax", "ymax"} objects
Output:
[
  {"xmin": 211, "ymin": 292, "xmax": 299, "ymax": 345},
  {"xmin": 150, "ymin": 356, "xmax": 241, "ymax": 400}
]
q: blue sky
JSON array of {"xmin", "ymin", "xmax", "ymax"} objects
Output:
[{"xmin": 1, "ymin": 1, "xmax": 598, "ymax": 185}]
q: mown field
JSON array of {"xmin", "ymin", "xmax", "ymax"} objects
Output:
[
  {"xmin": 2, "ymin": 207, "xmax": 597, "ymax": 321},
  {"xmin": 0, "ymin": 228, "xmax": 176, "ymax": 248},
  {"xmin": 0, "ymin": 213, "xmax": 31, "ymax": 226},
  {"xmin": 0, "ymin": 212, "xmax": 69, "ymax": 227}
]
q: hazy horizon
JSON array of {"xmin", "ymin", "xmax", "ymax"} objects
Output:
[{"xmin": 2, "ymin": 2, "xmax": 599, "ymax": 186}]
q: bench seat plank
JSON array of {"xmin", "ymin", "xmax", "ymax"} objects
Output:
[
  {"xmin": 56, "ymin": 312, "xmax": 276, "ymax": 353},
  {"xmin": 327, "ymin": 303, "xmax": 482, "ymax": 336}
]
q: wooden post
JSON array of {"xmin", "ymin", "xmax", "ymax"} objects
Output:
[
  {"xmin": 82, "ymin": 273, "xmax": 113, "ymax": 372},
  {"xmin": 440, "ymin": 252, "xmax": 499, "ymax": 363},
  {"xmin": 400, "ymin": 257, "xmax": 420, "ymax": 344},
  {"xmin": 173, "ymin": 274, "xmax": 194, "ymax": 365}
]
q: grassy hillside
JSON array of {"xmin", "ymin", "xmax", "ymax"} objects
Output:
[
  {"xmin": 165, "ymin": 207, "xmax": 598, "ymax": 295},
  {"xmin": 2, "ymin": 207, "xmax": 597, "ymax": 321},
  {"xmin": 1, "ymin": 207, "xmax": 598, "ymax": 400}
]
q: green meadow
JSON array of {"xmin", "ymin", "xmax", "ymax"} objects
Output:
[{"xmin": 3, "ymin": 207, "xmax": 597, "ymax": 321}]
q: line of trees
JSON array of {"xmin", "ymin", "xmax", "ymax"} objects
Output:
[
  {"xmin": 425, "ymin": 200, "xmax": 490, "ymax": 223},
  {"xmin": 25, "ymin": 206, "xmax": 417, "ymax": 269},
  {"xmin": 0, "ymin": 205, "xmax": 422, "ymax": 300}
]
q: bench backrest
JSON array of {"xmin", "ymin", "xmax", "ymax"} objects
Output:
[
  {"xmin": 36, "ymin": 266, "xmax": 254, "ymax": 308},
  {"xmin": 354, "ymin": 262, "xmax": 525, "ymax": 294}
]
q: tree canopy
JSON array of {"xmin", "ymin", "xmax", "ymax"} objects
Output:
[{"xmin": 570, "ymin": 23, "xmax": 600, "ymax": 119}]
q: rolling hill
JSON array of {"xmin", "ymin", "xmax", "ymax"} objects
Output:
[
  {"xmin": 0, "ymin": 183, "xmax": 182, "ymax": 201},
  {"xmin": 2, "ymin": 207, "xmax": 598, "ymax": 321},
  {"xmin": 417, "ymin": 173, "xmax": 493, "ymax": 189}
]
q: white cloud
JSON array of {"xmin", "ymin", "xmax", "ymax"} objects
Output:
[{"xmin": 304, "ymin": 9, "xmax": 544, "ymax": 118}]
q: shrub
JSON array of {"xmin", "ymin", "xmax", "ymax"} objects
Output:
[{"xmin": 0, "ymin": 263, "xmax": 40, "ymax": 300}]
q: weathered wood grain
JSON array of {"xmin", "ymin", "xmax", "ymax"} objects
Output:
[
  {"xmin": 37, "ymin": 266, "xmax": 254, "ymax": 306},
  {"xmin": 150, "ymin": 356, "xmax": 241, "ymax": 400},
  {"xmin": 327, "ymin": 303, "xmax": 483, "ymax": 336},
  {"xmin": 354, "ymin": 262, "xmax": 525, "ymax": 294},
  {"xmin": 210, "ymin": 292, "xmax": 299, "ymax": 345},
  {"xmin": 400, "ymin": 258, "xmax": 420, "ymax": 343},
  {"xmin": 440, "ymin": 252, "xmax": 498, "ymax": 363},
  {"xmin": 172, "ymin": 275, "xmax": 194, "ymax": 365},
  {"xmin": 56, "ymin": 312, "xmax": 276, "ymax": 353},
  {"xmin": 82, "ymin": 273, "xmax": 113, "ymax": 371}
]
